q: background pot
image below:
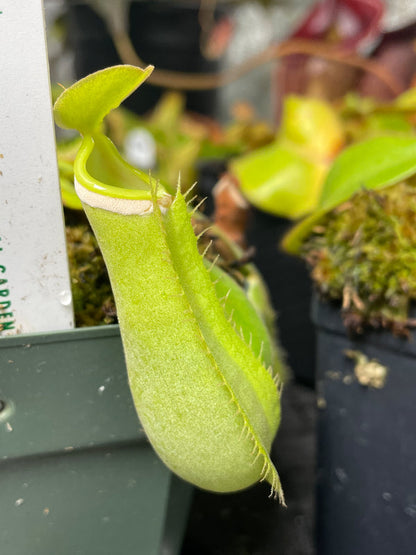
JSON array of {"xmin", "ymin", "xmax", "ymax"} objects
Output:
[
  {"xmin": 312, "ymin": 296, "xmax": 416, "ymax": 555},
  {"xmin": 0, "ymin": 325, "xmax": 192, "ymax": 555}
]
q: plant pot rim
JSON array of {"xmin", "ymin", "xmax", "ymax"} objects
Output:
[
  {"xmin": 0, "ymin": 323, "xmax": 120, "ymax": 347},
  {"xmin": 311, "ymin": 294, "xmax": 416, "ymax": 358},
  {"xmin": 0, "ymin": 323, "xmax": 148, "ymax": 462}
]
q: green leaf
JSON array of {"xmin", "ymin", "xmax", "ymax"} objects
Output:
[
  {"xmin": 230, "ymin": 142, "xmax": 327, "ymax": 219},
  {"xmin": 281, "ymin": 209, "xmax": 327, "ymax": 254},
  {"xmin": 229, "ymin": 96, "xmax": 345, "ymax": 220},
  {"xmin": 60, "ymin": 175, "xmax": 83, "ymax": 210},
  {"xmin": 54, "ymin": 65, "xmax": 153, "ymax": 134},
  {"xmin": 363, "ymin": 112, "xmax": 413, "ymax": 135},
  {"xmin": 318, "ymin": 135, "xmax": 416, "ymax": 212},
  {"xmin": 283, "ymin": 135, "xmax": 416, "ymax": 253}
]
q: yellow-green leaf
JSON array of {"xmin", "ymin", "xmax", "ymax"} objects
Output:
[
  {"xmin": 230, "ymin": 142, "xmax": 327, "ymax": 219},
  {"xmin": 283, "ymin": 135, "xmax": 416, "ymax": 253},
  {"xmin": 54, "ymin": 65, "xmax": 153, "ymax": 134},
  {"xmin": 279, "ymin": 95, "xmax": 344, "ymax": 159}
]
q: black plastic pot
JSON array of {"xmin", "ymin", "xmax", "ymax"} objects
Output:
[
  {"xmin": 195, "ymin": 157, "xmax": 229, "ymax": 215},
  {"xmin": 66, "ymin": 0, "xmax": 224, "ymax": 116},
  {"xmin": 312, "ymin": 297, "xmax": 416, "ymax": 555}
]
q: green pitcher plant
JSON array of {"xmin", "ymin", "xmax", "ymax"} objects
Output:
[{"xmin": 54, "ymin": 65, "xmax": 285, "ymax": 502}]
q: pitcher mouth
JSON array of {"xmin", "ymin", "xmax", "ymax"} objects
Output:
[{"xmin": 73, "ymin": 134, "xmax": 172, "ymax": 214}]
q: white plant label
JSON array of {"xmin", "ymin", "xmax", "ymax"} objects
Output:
[{"xmin": 0, "ymin": 0, "xmax": 74, "ymax": 335}]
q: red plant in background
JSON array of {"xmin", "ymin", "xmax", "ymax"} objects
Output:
[
  {"xmin": 275, "ymin": 0, "xmax": 384, "ymax": 115},
  {"xmin": 294, "ymin": 0, "xmax": 383, "ymax": 53}
]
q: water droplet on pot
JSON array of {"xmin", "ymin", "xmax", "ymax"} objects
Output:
[
  {"xmin": 335, "ymin": 467, "xmax": 348, "ymax": 484},
  {"xmin": 58, "ymin": 290, "xmax": 72, "ymax": 306},
  {"xmin": 15, "ymin": 498, "xmax": 24, "ymax": 507},
  {"xmin": 98, "ymin": 385, "xmax": 105, "ymax": 394},
  {"xmin": 405, "ymin": 505, "xmax": 416, "ymax": 518}
]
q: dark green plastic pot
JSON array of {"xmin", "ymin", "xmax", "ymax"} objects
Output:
[{"xmin": 0, "ymin": 325, "xmax": 193, "ymax": 555}]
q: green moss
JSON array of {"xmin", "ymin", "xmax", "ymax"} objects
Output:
[
  {"xmin": 66, "ymin": 224, "xmax": 117, "ymax": 327},
  {"xmin": 302, "ymin": 180, "xmax": 416, "ymax": 335}
]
